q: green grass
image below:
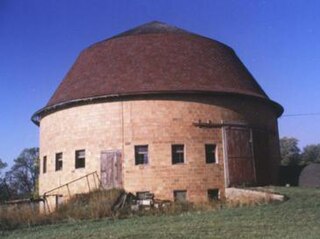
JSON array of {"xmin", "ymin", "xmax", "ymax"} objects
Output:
[{"xmin": 1, "ymin": 187, "xmax": 320, "ymax": 239}]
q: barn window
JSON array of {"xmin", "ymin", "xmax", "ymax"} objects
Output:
[
  {"xmin": 205, "ymin": 144, "xmax": 217, "ymax": 163},
  {"xmin": 75, "ymin": 150, "xmax": 86, "ymax": 169},
  {"xmin": 135, "ymin": 145, "xmax": 148, "ymax": 165},
  {"xmin": 136, "ymin": 191, "xmax": 150, "ymax": 200},
  {"xmin": 43, "ymin": 156, "xmax": 47, "ymax": 174},
  {"xmin": 172, "ymin": 144, "xmax": 184, "ymax": 164},
  {"xmin": 55, "ymin": 153, "xmax": 63, "ymax": 171},
  {"xmin": 55, "ymin": 195, "xmax": 63, "ymax": 209},
  {"xmin": 174, "ymin": 190, "xmax": 187, "ymax": 202},
  {"xmin": 208, "ymin": 189, "xmax": 219, "ymax": 201}
]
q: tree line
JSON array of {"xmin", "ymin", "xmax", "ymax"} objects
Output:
[
  {"xmin": 280, "ymin": 137, "xmax": 320, "ymax": 166},
  {"xmin": 0, "ymin": 148, "xmax": 39, "ymax": 202}
]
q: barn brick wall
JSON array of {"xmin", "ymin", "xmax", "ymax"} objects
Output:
[{"xmin": 39, "ymin": 95, "xmax": 280, "ymax": 209}]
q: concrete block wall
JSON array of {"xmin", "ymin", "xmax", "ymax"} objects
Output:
[{"xmin": 39, "ymin": 95, "xmax": 280, "ymax": 209}]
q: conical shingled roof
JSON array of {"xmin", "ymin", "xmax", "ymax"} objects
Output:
[{"xmin": 33, "ymin": 21, "xmax": 283, "ymax": 124}]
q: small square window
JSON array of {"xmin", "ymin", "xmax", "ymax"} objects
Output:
[
  {"xmin": 172, "ymin": 144, "xmax": 184, "ymax": 164},
  {"xmin": 205, "ymin": 144, "xmax": 216, "ymax": 164},
  {"xmin": 136, "ymin": 191, "xmax": 151, "ymax": 200},
  {"xmin": 55, "ymin": 153, "xmax": 63, "ymax": 171},
  {"xmin": 208, "ymin": 189, "xmax": 219, "ymax": 201},
  {"xmin": 174, "ymin": 190, "xmax": 187, "ymax": 202},
  {"xmin": 75, "ymin": 150, "xmax": 86, "ymax": 169},
  {"xmin": 135, "ymin": 145, "xmax": 148, "ymax": 165},
  {"xmin": 43, "ymin": 156, "xmax": 47, "ymax": 174}
]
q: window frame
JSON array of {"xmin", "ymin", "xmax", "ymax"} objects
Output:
[
  {"xmin": 173, "ymin": 190, "xmax": 187, "ymax": 202},
  {"xmin": 172, "ymin": 144, "xmax": 185, "ymax": 164},
  {"xmin": 134, "ymin": 145, "xmax": 149, "ymax": 165},
  {"xmin": 75, "ymin": 149, "xmax": 86, "ymax": 169},
  {"xmin": 207, "ymin": 189, "xmax": 220, "ymax": 201},
  {"xmin": 43, "ymin": 156, "xmax": 47, "ymax": 174},
  {"xmin": 205, "ymin": 144, "xmax": 217, "ymax": 164},
  {"xmin": 136, "ymin": 191, "xmax": 151, "ymax": 200},
  {"xmin": 55, "ymin": 152, "xmax": 63, "ymax": 171}
]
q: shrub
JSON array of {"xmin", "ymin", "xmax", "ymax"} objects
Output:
[{"xmin": 0, "ymin": 188, "xmax": 123, "ymax": 230}]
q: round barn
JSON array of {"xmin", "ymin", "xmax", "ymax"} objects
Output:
[{"xmin": 32, "ymin": 21, "xmax": 283, "ymax": 209}]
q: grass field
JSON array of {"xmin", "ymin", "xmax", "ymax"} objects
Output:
[{"xmin": 1, "ymin": 187, "xmax": 320, "ymax": 239}]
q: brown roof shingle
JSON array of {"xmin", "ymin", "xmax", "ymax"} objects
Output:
[
  {"xmin": 32, "ymin": 22, "xmax": 283, "ymax": 124},
  {"xmin": 47, "ymin": 22, "xmax": 269, "ymax": 106}
]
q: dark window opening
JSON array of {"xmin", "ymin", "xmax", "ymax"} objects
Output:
[
  {"xmin": 75, "ymin": 150, "xmax": 86, "ymax": 169},
  {"xmin": 205, "ymin": 144, "xmax": 217, "ymax": 164},
  {"xmin": 43, "ymin": 156, "xmax": 47, "ymax": 174},
  {"xmin": 174, "ymin": 190, "xmax": 187, "ymax": 202},
  {"xmin": 55, "ymin": 153, "xmax": 63, "ymax": 171},
  {"xmin": 208, "ymin": 189, "xmax": 219, "ymax": 201},
  {"xmin": 136, "ymin": 191, "xmax": 151, "ymax": 200},
  {"xmin": 172, "ymin": 144, "xmax": 184, "ymax": 164},
  {"xmin": 135, "ymin": 145, "xmax": 148, "ymax": 165}
]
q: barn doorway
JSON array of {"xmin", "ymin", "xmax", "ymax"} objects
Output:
[
  {"xmin": 100, "ymin": 150, "xmax": 123, "ymax": 189},
  {"xmin": 223, "ymin": 126, "xmax": 256, "ymax": 187}
]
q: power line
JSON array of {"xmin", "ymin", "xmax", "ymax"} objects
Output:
[{"xmin": 282, "ymin": 112, "xmax": 320, "ymax": 117}]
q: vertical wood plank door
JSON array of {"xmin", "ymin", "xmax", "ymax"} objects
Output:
[
  {"xmin": 252, "ymin": 129, "xmax": 271, "ymax": 185},
  {"xmin": 224, "ymin": 127, "xmax": 256, "ymax": 186},
  {"xmin": 100, "ymin": 150, "xmax": 122, "ymax": 189}
]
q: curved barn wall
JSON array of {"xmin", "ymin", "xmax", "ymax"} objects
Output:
[{"xmin": 39, "ymin": 95, "xmax": 280, "ymax": 205}]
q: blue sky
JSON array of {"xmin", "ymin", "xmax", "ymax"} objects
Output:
[{"xmin": 1, "ymin": 0, "xmax": 319, "ymax": 166}]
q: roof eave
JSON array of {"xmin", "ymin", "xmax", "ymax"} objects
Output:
[{"xmin": 31, "ymin": 91, "xmax": 284, "ymax": 126}]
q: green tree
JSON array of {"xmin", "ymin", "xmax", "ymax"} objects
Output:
[
  {"xmin": 280, "ymin": 137, "xmax": 301, "ymax": 166},
  {"xmin": 5, "ymin": 148, "xmax": 39, "ymax": 198},
  {"xmin": 0, "ymin": 158, "xmax": 7, "ymax": 175},
  {"xmin": 0, "ymin": 158, "xmax": 9, "ymax": 201},
  {"xmin": 301, "ymin": 144, "xmax": 320, "ymax": 165}
]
